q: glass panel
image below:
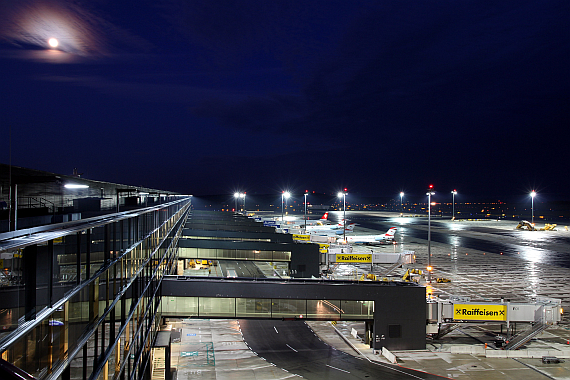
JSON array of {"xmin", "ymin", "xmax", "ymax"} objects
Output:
[
  {"xmin": 236, "ymin": 298, "xmax": 271, "ymax": 318},
  {"xmin": 200, "ymin": 249, "xmax": 217, "ymax": 259},
  {"xmin": 255, "ymin": 251, "xmax": 272, "ymax": 260},
  {"xmin": 162, "ymin": 296, "xmax": 198, "ymax": 316},
  {"xmin": 272, "ymin": 299, "xmax": 306, "ymax": 319},
  {"xmin": 237, "ymin": 250, "xmax": 255, "ymax": 260},
  {"xmin": 272, "ymin": 251, "xmax": 291, "ymax": 261},
  {"xmin": 199, "ymin": 297, "xmax": 235, "ymax": 317},
  {"xmin": 218, "ymin": 249, "xmax": 235, "ymax": 259},
  {"xmin": 340, "ymin": 300, "xmax": 374, "ymax": 320},
  {"xmin": 307, "ymin": 300, "xmax": 341, "ymax": 319}
]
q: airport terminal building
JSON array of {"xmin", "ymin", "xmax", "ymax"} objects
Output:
[{"xmin": 0, "ymin": 165, "xmax": 426, "ymax": 380}]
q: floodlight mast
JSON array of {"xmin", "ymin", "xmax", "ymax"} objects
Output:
[
  {"xmin": 281, "ymin": 191, "xmax": 290, "ymax": 221},
  {"xmin": 304, "ymin": 191, "xmax": 308, "ymax": 230},
  {"xmin": 530, "ymin": 191, "xmax": 537, "ymax": 225},
  {"xmin": 426, "ymin": 185, "xmax": 435, "ymax": 283},
  {"xmin": 338, "ymin": 189, "xmax": 347, "ymax": 241},
  {"xmin": 451, "ymin": 190, "xmax": 457, "ymax": 220},
  {"xmin": 239, "ymin": 192, "xmax": 246, "ymax": 213}
]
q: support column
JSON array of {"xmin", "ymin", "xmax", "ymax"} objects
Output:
[
  {"xmin": 9, "ymin": 183, "xmax": 17, "ymax": 231},
  {"xmin": 76, "ymin": 232, "xmax": 82, "ymax": 284},
  {"xmin": 48, "ymin": 240, "xmax": 54, "ymax": 307},
  {"xmin": 23, "ymin": 245, "xmax": 37, "ymax": 321}
]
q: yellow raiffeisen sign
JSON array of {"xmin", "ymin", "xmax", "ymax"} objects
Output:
[
  {"xmin": 292, "ymin": 234, "xmax": 310, "ymax": 241},
  {"xmin": 336, "ymin": 254, "xmax": 372, "ymax": 263},
  {"xmin": 454, "ymin": 304, "xmax": 507, "ymax": 321},
  {"xmin": 318, "ymin": 244, "xmax": 329, "ymax": 253}
]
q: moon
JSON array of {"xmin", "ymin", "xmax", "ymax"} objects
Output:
[{"xmin": 48, "ymin": 38, "xmax": 59, "ymax": 48}]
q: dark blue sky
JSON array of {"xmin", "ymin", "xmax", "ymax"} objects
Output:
[{"xmin": 1, "ymin": 0, "xmax": 568, "ymax": 201}]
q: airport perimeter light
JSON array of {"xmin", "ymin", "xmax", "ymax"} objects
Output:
[
  {"xmin": 426, "ymin": 185, "xmax": 435, "ymax": 283},
  {"xmin": 400, "ymin": 192, "xmax": 404, "ymax": 214},
  {"xmin": 304, "ymin": 190, "xmax": 308, "ymax": 229},
  {"xmin": 451, "ymin": 190, "xmax": 457, "ymax": 220},
  {"xmin": 234, "ymin": 192, "xmax": 239, "ymax": 212},
  {"xmin": 338, "ymin": 189, "xmax": 347, "ymax": 241},
  {"xmin": 530, "ymin": 190, "xmax": 537, "ymax": 225},
  {"xmin": 281, "ymin": 191, "xmax": 290, "ymax": 221}
]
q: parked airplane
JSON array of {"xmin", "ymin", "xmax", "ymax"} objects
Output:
[
  {"xmin": 254, "ymin": 212, "xmax": 329, "ymax": 226},
  {"xmin": 337, "ymin": 227, "xmax": 397, "ymax": 244},
  {"xmin": 283, "ymin": 212, "xmax": 330, "ymax": 226},
  {"xmin": 307, "ymin": 223, "xmax": 356, "ymax": 235},
  {"xmin": 304, "ymin": 218, "xmax": 354, "ymax": 230}
]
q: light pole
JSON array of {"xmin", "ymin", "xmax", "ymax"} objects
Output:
[
  {"xmin": 304, "ymin": 190, "xmax": 308, "ymax": 230},
  {"xmin": 338, "ymin": 189, "xmax": 347, "ymax": 242},
  {"xmin": 451, "ymin": 189, "xmax": 457, "ymax": 220},
  {"xmin": 240, "ymin": 192, "xmax": 246, "ymax": 213},
  {"xmin": 281, "ymin": 191, "xmax": 290, "ymax": 221},
  {"xmin": 234, "ymin": 192, "xmax": 239, "ymax": 212},
  {"xmin": 530, "ymin": 190, "xmax": 536, "ymax": 225},
  {"xmin": 426, "ymin": 185, "xmax": 435, "ymax": 283},
  {"xmin": 399, "ymin": 191, "xmax": 404, "ymax": 214}
]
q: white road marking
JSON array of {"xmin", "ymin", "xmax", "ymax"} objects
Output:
[
  {"xmin": 326, "ymin": 364, "xmax": 350, "ymax": 373},
  {"xmin": 286, "ymin": 344, "xmax": 298, "ymax": 352},
  {"xmin": 274, "ymin": 326, "xmax": 279, "ymax": 334}
]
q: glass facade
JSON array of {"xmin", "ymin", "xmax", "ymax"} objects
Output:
[
  {"xmin": 178, "ymin": 247, "xmax": 291, "ymax": 261},
  {"xmin": 162, "ymin": 297, "xmax": 374, "ymax": 320},
  {"xmin": 0, "ymin": 197, "xmax": 191, "ymax": 380},
  {"xmin": 183, "ymin": 235, "xmax": 271, "ymax": 242}
]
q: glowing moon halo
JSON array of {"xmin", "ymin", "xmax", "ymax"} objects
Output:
[{"xmin": 48, "ymin": 38, "xmax": 59, "ymax": 48}]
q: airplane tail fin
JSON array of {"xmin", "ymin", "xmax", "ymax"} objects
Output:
[
  {"xmin": 346, "ymin": 223, "xmax": 356, "ymax": 232},
  {"xmin": 386, "ymin": 227, "xmax": 397, "ymax": 236},
  {"xmin": 320, "ymin": 212, "xmax": 329, "ymax": 220}
]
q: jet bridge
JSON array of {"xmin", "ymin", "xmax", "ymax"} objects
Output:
[
  {"xmin": 426, "ymin": 295, "xmax": 562, "ymax": 348},
  {"xmin": 326, "ymin": 250, "xmax": 415, "ymax": 265}
]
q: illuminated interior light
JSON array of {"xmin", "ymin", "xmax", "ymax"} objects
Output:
[{"xmin": 65, "ymin": 183, "xmax": 88, "ymax": 189}]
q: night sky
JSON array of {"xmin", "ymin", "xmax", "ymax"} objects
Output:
[{"xmin": 1, "ymin": 0, "xmax": 568, "ymax": 202}]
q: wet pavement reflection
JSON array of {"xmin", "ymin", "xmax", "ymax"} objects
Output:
[
  {"xmin": 325, "ymin": 211, "xmax": 570, "ymax": 320},
  {"xmin": 331, "ymin": 212, "xmax": 570, "ymax": 268}
]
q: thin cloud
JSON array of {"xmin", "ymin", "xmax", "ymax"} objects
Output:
[{"xmin": 0, "ymin": 0, "xmax": 152, "ymax": 58}]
